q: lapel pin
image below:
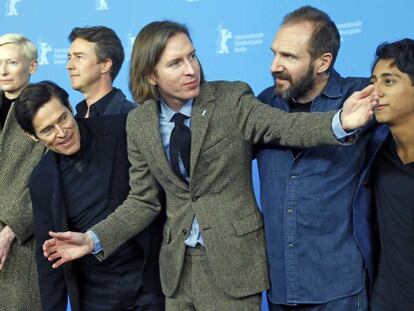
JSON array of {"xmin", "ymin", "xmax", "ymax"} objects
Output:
[{"xmin": 202, "ymin": 110, "xmax": 207, "ymax": 116}]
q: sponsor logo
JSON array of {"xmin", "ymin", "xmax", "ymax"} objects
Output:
[
  {"xmin": 53, "ymin": 48, "xmax": 69, "ymax": 65},
  {"xmin": 337, "ymin": 21, "xmax": 363, "ymax": 41}
]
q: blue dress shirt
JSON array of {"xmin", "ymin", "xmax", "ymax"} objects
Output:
[
  {"xmin": 257, "ymin": 70, "xmax": 371, "ymax": 305},
  {"xmin": 159, "ymin": 99, "xmax": 204, "ymax": 247}
]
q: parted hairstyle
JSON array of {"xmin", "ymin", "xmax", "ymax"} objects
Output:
[
  {"xmin": 281, "ymin": 6, "xmax": 340, "ymax": 70},
  {"xmin": 69, "ymin": 26, "xmax": 124, "ymax": 81},
  {"xmin": 129, "ymin": 20, "xmax": 205, "ymax": 104},
  {"xmin": 14, "ymin": 81, "xmax": 71, "ymax": 136}
]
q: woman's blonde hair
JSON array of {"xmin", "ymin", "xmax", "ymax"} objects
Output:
[{"xmin": 0, "ymin": 33, "xmax": 38, "ymax": 62}]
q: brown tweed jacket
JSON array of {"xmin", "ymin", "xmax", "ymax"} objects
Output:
[
  {"xmin": 0, "ymin": 94, "xmax": 45, "ymax": 311},
  {"xmin": 91, "ymin": 81, "xmax": 338, "ymax": 298}
]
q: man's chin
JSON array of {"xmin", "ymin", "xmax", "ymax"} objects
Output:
[
  {"xmin": 274, "ymin": 87, "xmax": 291, "ymax": 101},
  {"xmin": 59, "ymin": 145, "xmax": 80, "ymax": 156},
  {"xmin": 70, "ymin": 83, "xmax": 82, "ymax": 91}
]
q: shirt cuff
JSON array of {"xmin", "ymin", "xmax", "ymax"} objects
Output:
[
  {"xmin": 86, "ymin": 230, "xmax": 102, "ymax": 255},
  {"xmin": 332, "ymin": 109, "xmax": 359, "ymax": 142}
]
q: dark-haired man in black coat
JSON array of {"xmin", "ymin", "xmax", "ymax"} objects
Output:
[{"xmin": 14, "ymin": 81, "xmax": 165, "ymax": 311}]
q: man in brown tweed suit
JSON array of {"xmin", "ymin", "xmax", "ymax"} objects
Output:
[
  {"xmin": 0, "ymin": 34, "xmax": 45, "ymax": 310},
  {"xmin": 43, "ymin": 21, "xmax": 377, "ymax": 310}
]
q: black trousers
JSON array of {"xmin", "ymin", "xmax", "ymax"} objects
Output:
[{"xmin": 76, "ymin": 241, "xmax": 164, "ymax": 311}]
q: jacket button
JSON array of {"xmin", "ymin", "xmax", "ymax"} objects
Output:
[{"xmin": 182, "ymin": 229, "xmax": 188, "ymax": 235}]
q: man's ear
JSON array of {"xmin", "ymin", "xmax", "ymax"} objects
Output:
[
  {"xmin": 315, "ymin": 52, "xmax": 333, "ymax": 74},
  {"xmin": 101, "ymin": 58, "xmax": 113, "ymax": 75},
  {"xmin": 25, "ymin": 132, "xmax": 39, "ymax": 142}
]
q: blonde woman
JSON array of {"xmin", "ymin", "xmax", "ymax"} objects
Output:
[{"xmin": 0, "ymin": 33, "xmax": 45, "ymax": 311}]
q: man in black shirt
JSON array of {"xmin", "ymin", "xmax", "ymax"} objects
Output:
[
  {"xmin": 366, "ymin": 38, "xmax": 414, "ymax": 310},
  {"xmin": 14, "ymin": 81, "xmax": 164, "ymax": 311},
  {"xmin": 66, "ymin": 26, "xmax": 136, "ymax": 118}
]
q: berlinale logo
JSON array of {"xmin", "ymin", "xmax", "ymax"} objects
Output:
[
  {"xmin": 38, "ymin": 40, "xmax": 52, "ymax": 65},
  {"xmin": 216, "ymin": 25, "xmax": 233, "ymax": 54},
  {"xmin": 126, "ymin": 33, "xmax": 136, "ymax": 59},
  {"xmin": 5, "ymin": 0, "xmax": 21, "ymax": 16},
  {"xmin": 96, "ymin": 0, "xmax": 109, "ymax": 11}
]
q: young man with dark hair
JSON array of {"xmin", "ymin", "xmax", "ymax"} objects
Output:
[
  {"xmin": 67, "ymin": 26, "xmax": 136, "ymax": 118},
  {"xmin": 42, "ymin": 21, "xmax": 376, "ymax": 310},
  {"xmin": 257, "ymin": 5, "xmax": 375, "ymax": 310},
  {"xmin": 363, "ymin": 38, "xmax": 414, "ymax": 310},
  {"xmin": 15, "ymin": 81, "xmax": 164, "ymax": 311}
]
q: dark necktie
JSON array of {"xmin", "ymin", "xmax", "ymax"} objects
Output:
[{"xmin": 169, "ymin": 113, "xmax": 191, "ymax": 181}]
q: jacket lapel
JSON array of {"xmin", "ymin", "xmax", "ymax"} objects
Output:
[
  {"xmin": 367, "ymin": 124, "xmax": 389, "ymax": 167},
  {"xmin": 190, "ymin": 83, "xmax": 215, "ymax": 178},
  {"xmin": 45, "ymin": 153, "xmax": 69, "ymax": 231},
  {"xmin": 142, "ymin": 102, "xmax": 188, "ymax": 190},
  {"xmin": 102, "ymin": 89, "xmax": 125, "ymax": 115},
  {"xmin": 0, "ymin": 104, "xmax": 18, "ymax": 152},
  {"xmin": 360, "ymin": 124, "xmax": 389, "ymax": 185}
]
